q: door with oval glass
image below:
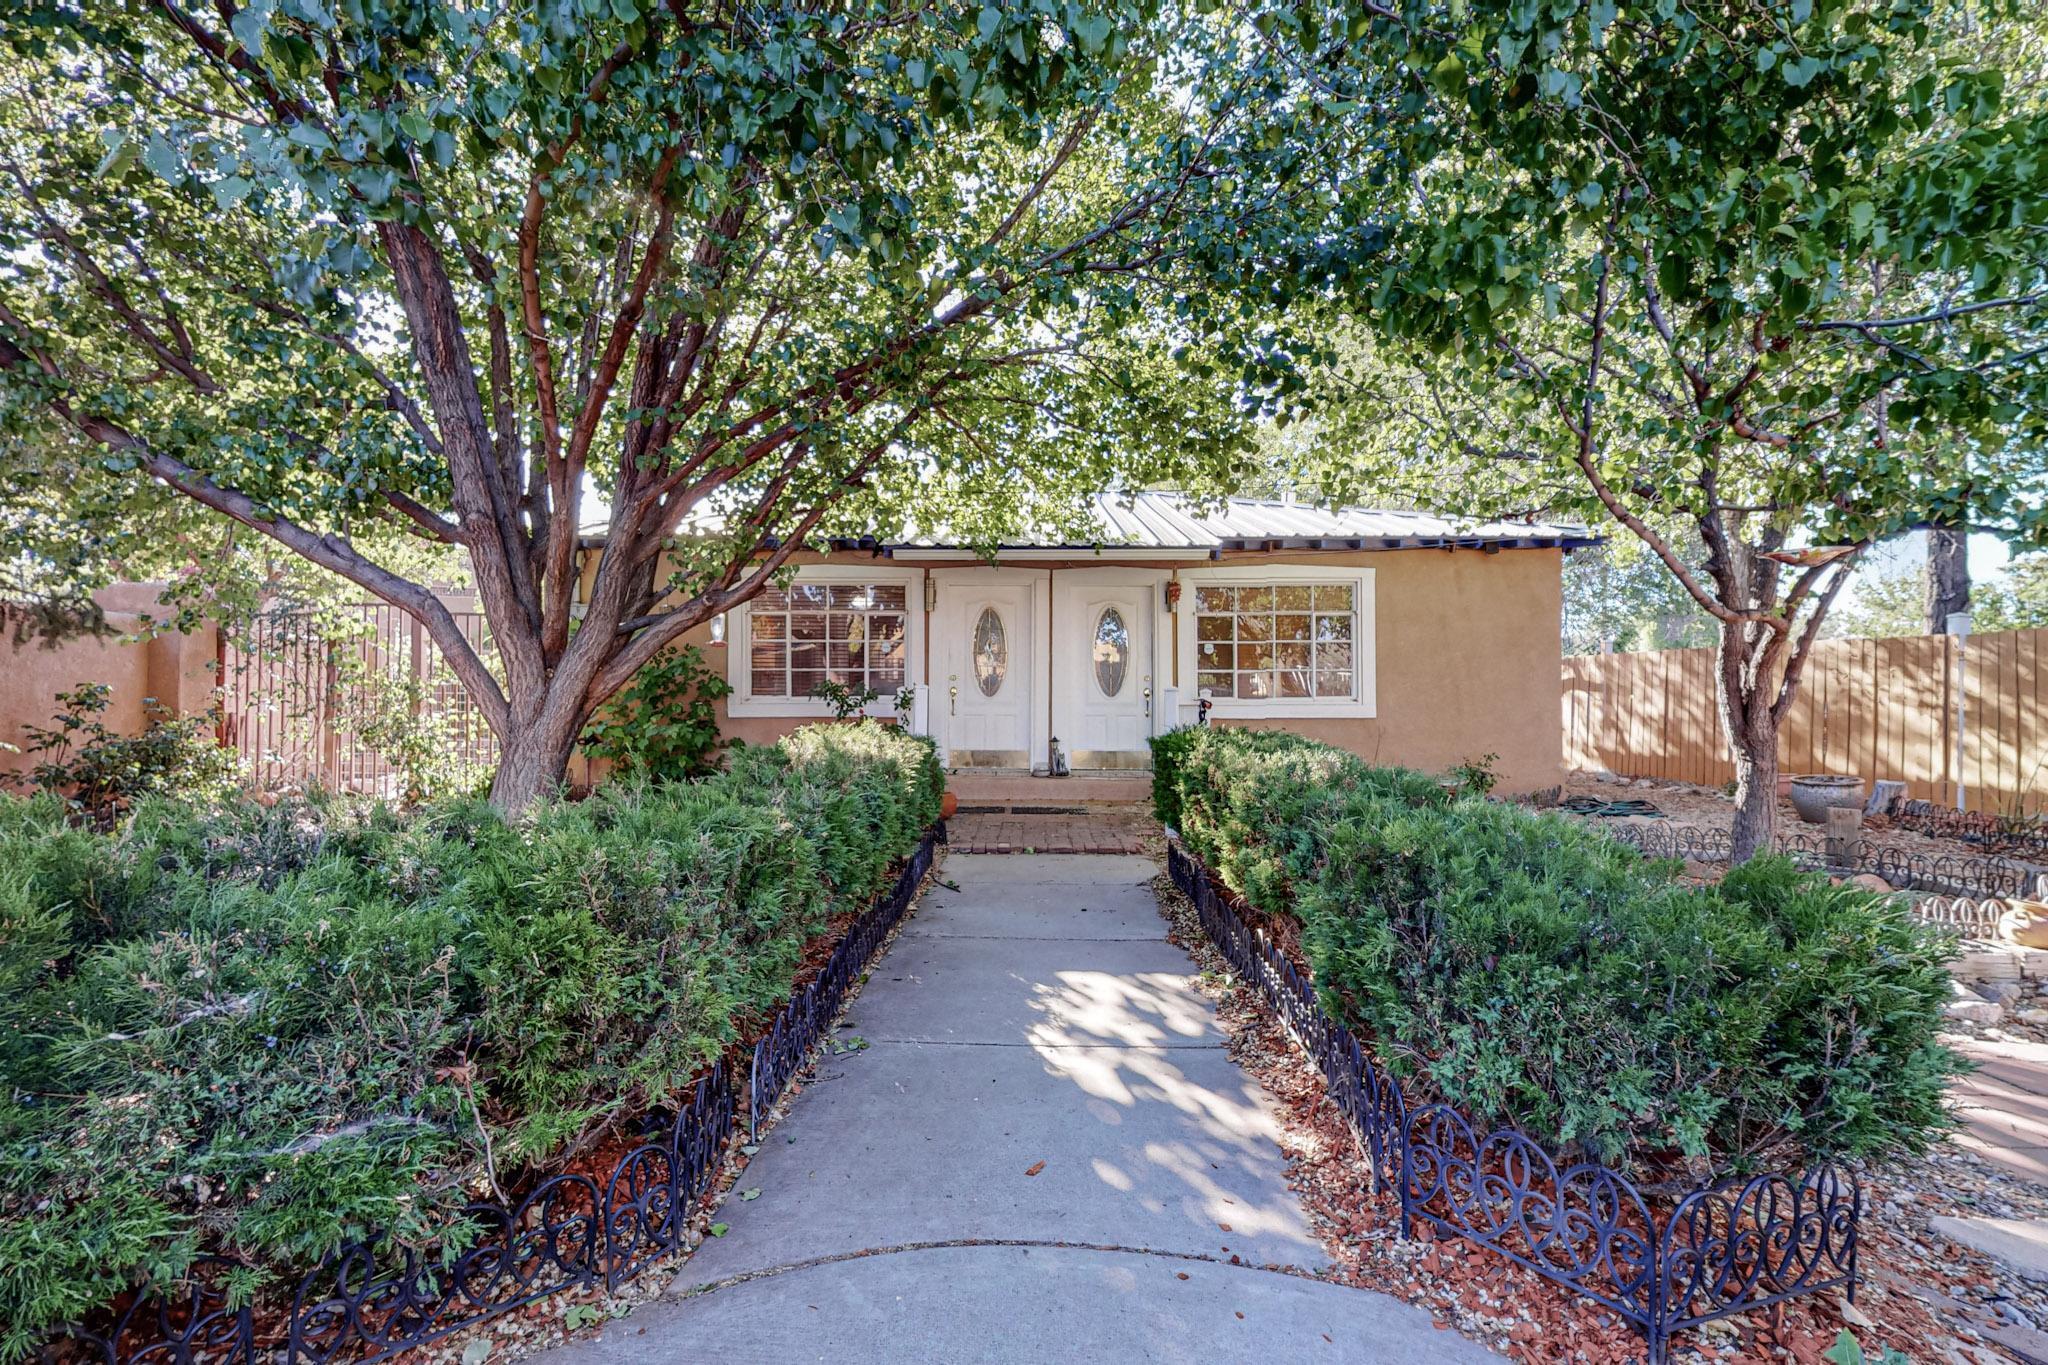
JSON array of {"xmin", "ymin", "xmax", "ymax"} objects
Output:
[
  {"xmin": 934, "ymin": 580, "xmax": 1035, "ymax": 768},
  {"xmin": 1053, "ymin": 574, "xmax": 1157, "ymax": 769}
]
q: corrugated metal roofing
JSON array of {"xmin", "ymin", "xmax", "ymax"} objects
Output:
[{"xmin": 873, "ymin": 492, "xmax": 1597, "ymax": 553}]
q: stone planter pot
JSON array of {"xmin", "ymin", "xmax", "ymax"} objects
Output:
[{"xmin": 1789, "ymin": 774, "xmax": 1866, "ymax": 824}]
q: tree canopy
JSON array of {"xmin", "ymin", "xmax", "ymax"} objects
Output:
[
  {"xmin": 1285, "ymin": 0, "xmax": 2048, "ymax": 854},
  {"xmin": 0, "ymin": 0, "xmax": 1406, "ymax": 803}
]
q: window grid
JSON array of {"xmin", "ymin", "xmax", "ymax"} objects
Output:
[
  {"xmin": 1193, "ymin": 584, "xmax": 1355, "ymax": 701},
  {"xmin": 749, "ymin": 583, "xmax": 908, "ymax": 700}
]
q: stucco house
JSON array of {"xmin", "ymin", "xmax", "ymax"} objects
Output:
[{"xmin": 665, "ymin": 493, "xmax": 1594, "ymax": 795}]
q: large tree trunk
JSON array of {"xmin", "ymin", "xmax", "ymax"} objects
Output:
[
  {"xmin": 1713, "ymin": 618, "xmax": 1784, "ymax": 863},
  {"xmin": 487, "ymin": 693, "xmax": 591, "ymax": 811},
  {"xmin": 1926, "ymin": 525, "xmax": 1970, "ymax": 632}
]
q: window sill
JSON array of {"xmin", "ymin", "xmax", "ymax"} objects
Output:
[
  {"xmin": 726, "ymin": 698, "xmax": 905, "ymax": 720},
  {"xmin": 1194, "ymin": 698, "xmax": 1376, "ymax": 721}
]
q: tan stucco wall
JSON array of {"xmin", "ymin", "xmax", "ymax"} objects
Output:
[
  {"xmin": 0, "ymin": 585, "xmax": 220, "ymax": 782},
  {"xmin": 596, "ymin": 544, "xmax": 1565, "ymax": 794},
  {"xmin": 1209, "ymin": 547, "xmax": 1564, "ymax": 793}
]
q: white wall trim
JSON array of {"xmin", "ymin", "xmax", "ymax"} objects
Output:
[
  {"xmin": 1172, "ymin": 563, "xmax": 1376, "ymax": 720},
  {"xmin": 726, "ymin": 563, "xmax": 926, "ymax": 718}
]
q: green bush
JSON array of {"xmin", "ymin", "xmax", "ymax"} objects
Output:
[
  {"xmin": 1152, "ymin": 726, "xmax": 1957, "ymax": 1174},
  {"xmin": 578, "ymin": 644, "xmax": 733, "ymax": 782},
  {"xmin": 7, "ymin": 683, "xmax": 237, "ymax": 827},
  {"xmin": 0, "ymin": 722, "xmax": 938, "ymax": 1357}
]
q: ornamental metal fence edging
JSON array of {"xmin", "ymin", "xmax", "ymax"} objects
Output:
[
  {"xmin": 42, "ymin": 826, "xmax": 940, "ymax": 1365},
  {"xmin": 1163, "ymin": 840, "xmax": 1861, "ymax": 1365},
  {"xmin": 1588, "ymin": 816, "xmax": 2045, "ymax": 902},
  {"xmin": 1892, "ymin": 800, "xmax": 2048, "ymax": 860}
]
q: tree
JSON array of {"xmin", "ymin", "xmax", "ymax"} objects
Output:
[
  {"xmin": 0, "ymin": 0, "xmax": 1396, "ymax": 808},
  {"xmin": 1926, "ymin": 525, "xmax": 1971, "ymax": 632},
  {"xmin": 1822, "ymin": 558, "xmax": 1925, "ymax": 640},
  {"xmin": 1978, "ymin": 551, "xmax": 2048, "ymax": 630},
  {"xmin": 1560, "ymin": 530, "xmax": 1717, "ymax": 655},
  {"xmin": 1302, "ymin": 0, "xmax": 2048, "ymax": 859}
]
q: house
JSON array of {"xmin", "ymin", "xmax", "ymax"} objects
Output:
[{"xmin": 670, "ymin": 494, "xmax": 1595, "ymax": 795}]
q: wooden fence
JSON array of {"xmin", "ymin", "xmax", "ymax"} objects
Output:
[
  {"xmin": 220, "ymin": 603, "xmax": 501, "ymax": 796},
  {"xmin": 1562, "ymin": 628, "xmax": 2047, "ymax": 817}
]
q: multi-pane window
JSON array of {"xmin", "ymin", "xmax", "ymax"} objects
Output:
[
  {"xmin": 1194, "ymin": 584, "xmax": 1355, "ymax": 701},
  {"xmin": 748, "ymin": 583, "xmax": 908, "ymax": 699}
]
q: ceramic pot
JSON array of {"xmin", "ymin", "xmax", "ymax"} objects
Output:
[
  {"xmin": 1789, "ymin": 774, "xmax": 1866, "ymax": 824},
  {"xmin": 939, "ymin": 790, "xmax": 958, "ymax": 820}
]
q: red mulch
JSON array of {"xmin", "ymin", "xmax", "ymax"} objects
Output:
[{"xmin": 1158, "ymin": 871, "xmax": 1998, "ymax": 1363}]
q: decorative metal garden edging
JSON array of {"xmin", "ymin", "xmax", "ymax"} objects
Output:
[
  {"xmin": 1164, "ymin": 840, "xmax": 1861, "ymax": 1364},
  {"xmin": 1894, "ymin": 800, "xmax": 2048, "ymax": 859},
  {"xmin": 41, "ymin": 825, "xmax": 941, "ymax": 1365},
  {"xmin": 1589, "ymin": 816, "xmax": 2042, "ymax": 900},
  {"xmin": 748, "ymin": 828, "xmax": 937, "ymax": 1137}
]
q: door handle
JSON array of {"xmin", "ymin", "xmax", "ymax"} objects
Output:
[
  {"xmin": 949, "ymin": 684, "xmax": 958, "ymax": 716},
  {"xmin": 1142, "ymin": 685, "xmax": 1152, "ymax": 719}
]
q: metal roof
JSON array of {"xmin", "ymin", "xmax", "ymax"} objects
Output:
[{"xmin": 857, "ymin": 493, "xmax": 1598, "ymax": 555}]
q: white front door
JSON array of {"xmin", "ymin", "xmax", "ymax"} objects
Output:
[
  {"xmin": 1054, "ymin": 575, "xmax": 1158, "ymax": 769},
  {"xmin": 935, "ymin": 581, "xmax": 1035, "ymax": 767}
]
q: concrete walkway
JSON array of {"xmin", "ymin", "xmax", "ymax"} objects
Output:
[{"xmin": 537, "ymin": 854, "xmax": 1491, "ymax": 1364}]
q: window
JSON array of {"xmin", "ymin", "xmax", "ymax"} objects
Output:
[
  {"xmin": 1094, "ymin": 607, "xmax": 1128, "ymax": 697},
  {"xmin": 1194, "ymin": 583, "xmax": 1355, "ymax": 701},
  {"xmin": 972, "ymin": 607, "xmax": 1008, "ymax": 696},
  {"xmin": 748, "ymin": 582, "xmax": 907, "ymax": 699}
]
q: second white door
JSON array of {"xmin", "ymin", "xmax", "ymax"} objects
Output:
[{"xmin": 1054, "ymin": 576, "xmax": 1156, "ymax": 768}]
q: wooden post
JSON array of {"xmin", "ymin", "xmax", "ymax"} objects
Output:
[{"xmin": 1825, "ymin": 805, "xmax": 1861, "ymax": 873}]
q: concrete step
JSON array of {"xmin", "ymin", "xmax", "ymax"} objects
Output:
[{"xmin": 946, "ymin": 768, "xmax": 1151, "ymax": 806}]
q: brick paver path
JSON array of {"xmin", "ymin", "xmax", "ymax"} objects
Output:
[{"xmin": 946, "ymin": 806, "xmax": 1151, "ymax": 854}]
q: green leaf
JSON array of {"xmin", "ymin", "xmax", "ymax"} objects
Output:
[
  {"xmin": 141, "ymin": 134, "xmax": 182, "ymax": 184},
  {"xmin": 1822, "ymin": 1330, "xmax": 1864, "ymax": 1365},
  {"xmin": 1430, "ymin": 53, "xmax": 1465, "ymax": 97},
  {"xmin": 229, "ymin": 4, "xmax": 268, "ymax": 56},
  {"xmin": 93, "ymin": 132, "xmax": 136, "ymax": 179},
  {"xmin": 707, "ymin": 1222, "xmax": 729, "ymax": 1237}
]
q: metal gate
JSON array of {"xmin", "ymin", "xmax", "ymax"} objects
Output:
[{"xmin": 219, "ymin": 603, "xmax": 500, "ymax": 796}]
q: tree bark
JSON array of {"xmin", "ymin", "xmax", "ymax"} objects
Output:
[
  {"xmin": 1713, "ymin": 616, "xmax": 1784, "ymax": 864},
  {"xmin": 1926, "ymin": 525, "xmax": 1970, "ymax": 632},
  {"xmin": 486, "ymin": 692, "xmax": 590, "ymax": 811}
]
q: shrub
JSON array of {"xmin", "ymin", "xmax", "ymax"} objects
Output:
[
  {"xmin": 0, "ymin": 722, "xmax": 937, "ymax": 1358},
  {"xmin": 1152, "ymin": 726, "xmax": 1957, "ymax": 1174},
  {"xmin": 578, "ymin": 644, "xmax": 732, "ymax": 781},
  {"xmin": 7, "ymin": 683, "xmax": 237, "ymax": 826}
]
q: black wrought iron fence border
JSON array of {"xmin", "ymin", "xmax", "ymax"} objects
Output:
[
  {"xmin": 1892, "ymin": 800, "xmax": 2048, "ymax": 859},
  {"xmin": 42, "ymin": 826, "xmax": 940, "ymax": 1365},
  {"xmin": 1164, "ymin": 840, "xmax": 1860, "ymax": 1365},
  {"xmin": 748, "ymin": 831, "xmax": 936, "ymax": 1138},
  {"xmin": 1590, "ymin": 817, "xmax": 2043, "ymax": 900}
]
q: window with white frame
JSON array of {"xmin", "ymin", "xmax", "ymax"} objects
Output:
[
  {"xmin": 747, "ymin": 582, "xmax": 908, "ymax": 699},
  {"xmin": 1194, "ymin": 583, "xmax": 1356, "ymax": 701}
]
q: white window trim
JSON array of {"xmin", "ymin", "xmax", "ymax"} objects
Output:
[
  {"xmin": 1175, "ymin": 564, "xmax": 1376, "ymax": 719},
  {"xmin": 726, "ymin": 564, "xmax": 926, "ymax": 718}
]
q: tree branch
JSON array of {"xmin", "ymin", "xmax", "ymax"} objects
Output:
[{"xmin": 0, "ymin": 331, "xmax": 510, "ymax": 735}]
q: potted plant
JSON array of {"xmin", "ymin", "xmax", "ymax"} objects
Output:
[{"xmin": 1788, "ymin": 773, "xmax": 1867, "ymax": 823}]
